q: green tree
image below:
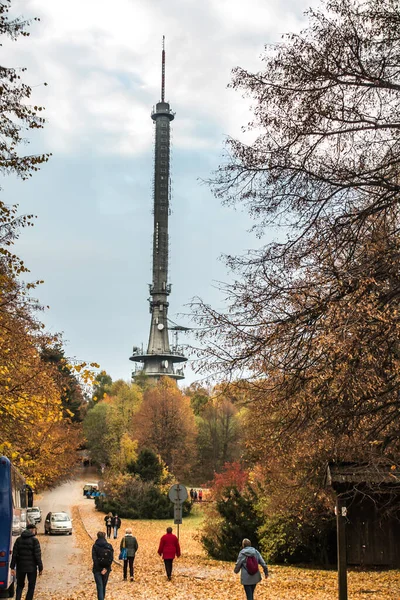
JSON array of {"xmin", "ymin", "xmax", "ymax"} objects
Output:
[
  {"xmin": 185, "ymin": 383, "xmax": 210, "ymax": 416},
  {"xmin": 201, "ymin": 485, "xmax": 263, "ymax": 561},
  {"xmin": 128, "ymin": 448, "xmax": 164, "ymax": 484},
  {"xmin": 83, "ymin": 402, "xmax": 110, "ymax": 465},
  {"xmin": 83, "ymin": 380, "xmax": 142, "ymax": 469},
  {"xmin": 92, "ymin": 371, "xmax": 112, "ymax": 401}
]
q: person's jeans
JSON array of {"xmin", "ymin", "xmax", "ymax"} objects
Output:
[
  {"xmin": 16, "ymin": 570, "xmax": 37, "ymax": 600},
  {"xmin": 94, "ymin": 570, "xmax": 110, "ymax": 600},
  {"xmin": 244, "ymin": 584, "xmax": 256, "ymax": 600},
  {"xmin": 106, "ymin": 526, "xmax": 111, "ymax": 538},
  {"xmin": 113, "ymin": 526, "xmax": 118, "ymax": 538},
  {"xmin": 164, "ymin": 558, "xmax": 173, "ymax": 578},
  {"xmin": 123, "ymin": 557, "xmax": 135, "ymax": 579}
]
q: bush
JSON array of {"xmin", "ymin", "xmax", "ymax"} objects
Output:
[
  {"xmin": 259, "ymin": 514, "xmax": 336, "ymax": 565},
  {"xmin": 201, "ymin": 485, "xmax": 263, "ymax": 561},
  {"xmin": 95, "ymin": 473, "xmax": 192, "ymax": 519}
]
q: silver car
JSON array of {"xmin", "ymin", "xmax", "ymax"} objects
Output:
[{"xmin": 44, "ymin": 511, "xmax": 72, "ymax": 535}]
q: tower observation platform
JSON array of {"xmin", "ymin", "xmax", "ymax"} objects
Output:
[{"xmin": 130, "ymin": 38, "xmax": 188, "ymax": 382}]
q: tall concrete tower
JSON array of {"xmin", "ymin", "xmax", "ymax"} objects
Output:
[{"xmin": 130, "ymin": 38, "xmax": 187, "ymax": 382}]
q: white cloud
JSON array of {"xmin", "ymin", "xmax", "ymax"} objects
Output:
[{"xmin": 9, "ymin": 0, "xmax": 312, "ymax": 156}]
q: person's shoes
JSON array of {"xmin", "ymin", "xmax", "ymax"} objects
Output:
[
  {"xmin": 130, "ymin": 577, "xmax": 134, "ymax": 582},
  {"xmin": 123, "ymin": 578, "xmax": 127, "ymax": 581},
  {"xmin": 167, "ymin": 576, "xmax": 171, "ymax": 581}
]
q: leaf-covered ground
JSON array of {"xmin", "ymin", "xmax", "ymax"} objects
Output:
[{"xmin": 46, "ymin": 502, "xmax": 400, "ymax": 600}]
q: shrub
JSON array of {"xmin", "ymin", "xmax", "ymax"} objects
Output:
[
  {"xmin": 201, "ymin": 484, "xmax": 263, "ymax": 561},
  {"xmin": 259, "ymin": 514, "xmax": 336, "ymax": 565},
  {"xmin": 95, "ymin": 473, "xmax": 192, "ymax": 519}
]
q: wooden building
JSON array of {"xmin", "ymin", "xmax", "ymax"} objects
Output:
[{"xmin": 326, "ymin": 463, "xmax": 400, "ymax": 568}]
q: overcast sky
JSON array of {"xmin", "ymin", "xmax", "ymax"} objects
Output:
[{"xmin": 5, "ymin": 0, "xmax": 314, "ymax": 386}]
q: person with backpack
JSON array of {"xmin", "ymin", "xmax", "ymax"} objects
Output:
[
  {"xmin": 92, "ymin": 531, "xmax": 114, "ymax": 600},
  {"xmin": 234, "ymin": 538, "xmax": 268, "ymax": 600},
  {"xmin": 111, "ymin": 514, "xmax": 121, "ymax": 539},
  {"xmin": 10, "ymin": 523, "xmax": 43, "ymax": 600},
  {"xmin": 157, "ymin": 526, "xmax": 181, "ymax": 580},
  {"xmin": 119, "ymin": 528, "xmax": 138, "ymax": 581}
]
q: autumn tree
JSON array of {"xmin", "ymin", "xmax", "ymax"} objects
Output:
[
  {"xmin": 133, "ymin": 377, "xmax": 197, "ymax": 480},
  {"xmin": 191, "ymin": 0, "xmax": 400, "ymax": 559},
  {"xmin": 41, "ymin": 344, "xmax": 85, "ymax": 421},
  {"xmin": 0, "ymin": 2, "xmax": 98, "ymax": 488},
  {"xmin": 193, "ymin": 0, "xmax": 400, "ymax": 455},
  {"xmin": 196, "ymin": 395, "xmax": 241, "ymax": 482}
]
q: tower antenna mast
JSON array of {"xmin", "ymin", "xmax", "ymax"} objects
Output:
[{"xmin": 161, "ymin": 35, "xmax": 165, "ymax": 102}]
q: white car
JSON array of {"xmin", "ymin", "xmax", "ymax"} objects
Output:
[
  {"xmin": 44, "ymin": 511, "xmax": 72, "ymax": 535},
  {"xmin": 27, "ymin": 506, "xmax": 42, "ymax": 524}
]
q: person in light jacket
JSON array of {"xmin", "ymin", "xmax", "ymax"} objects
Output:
[
  {"xmin": 120, "ymin": 528, "xmax": 138, "ymax": 581},
  {"xmin": 157, "ymin": 526, "xmax": 181, "ymax": 580},
  {"xmin": 234, "ymin": 538, "xmax": 268, "ymax": 600}
]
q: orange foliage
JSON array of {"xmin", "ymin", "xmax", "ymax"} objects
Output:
[{"xmin": 134, "ymin": 377, "xmax": 197, "ymax": 480}]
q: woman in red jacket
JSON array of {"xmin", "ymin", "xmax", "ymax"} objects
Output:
[{"xmin": 157, "ymin": 527, "xmax": 181, "ymax": 580}]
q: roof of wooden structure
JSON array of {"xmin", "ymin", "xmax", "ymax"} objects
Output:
[{"xmin": 325, "ymin": 462, "xmax": 400, "ymax": 490}]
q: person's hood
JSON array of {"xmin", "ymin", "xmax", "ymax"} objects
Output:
[
  {"xmin": 95, "ymin": 537, "xmax": 109, "ymax": 547},
  {"xmin": 239, "ymin": 547, "xmax": 258, "ymax": 558},
  {"xmin": 21, "ymin": 529, "xmax": 35, "ymax": 538}
]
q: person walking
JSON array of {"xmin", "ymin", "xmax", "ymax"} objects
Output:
[
  {"xmin": 157, "ymin": 526, "xmax": 180, "ymax": 581},
  {"xmin": 234, "ymin": 538, "xmax": 268, "ymax": 600},
  {"xmin": 10, "ymin": 523, "xmax": 43, "ymax": 600},
  {"xmin": 92, "ymin": 531, "xmax": 114, "ymax": 600},
  {"xmin": 120, "ymin": 528, "xmax": 138, "ymax": 581},
  {"xmin": 111, "ymin": 514, "xmax": 121, "ymax": 539},
  {"xmin": 104, "ymin": 513, "xmax": 113, "ymax": 539}
]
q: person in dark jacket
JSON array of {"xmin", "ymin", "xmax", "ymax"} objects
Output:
[
  {"xmin": 111, "ymin": 514, "xmax": 121, "ymax": 539},
  {"xmin": 119, "ymin": 528, "xmax": 138, "ymax": 581},
  {"xmin": 157, "ymin": 526, "xmax": 180, "ymax": 580},
  {"xmin": 104, "ymin": 513, "xmax": 112, "ymax": 539},
  {"xmin": 10, "ymin": 524, "xmax": 43, "ymax": 600},
  {"xmin": 92, "ymin": 531, "xmax": 114, "ymax": 600},
  {"xmin": 234, "ymin": 538, "xmax": 268, "ymax": 600}
]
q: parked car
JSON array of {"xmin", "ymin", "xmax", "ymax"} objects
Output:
[
  {"xmin": 44, "ymin": 511, "xmax": 72, "ymax": 535},
  {"xmin": 83, "ymin": 483, "xmax": 98, "ymax": 498},
  {"xmin": 27, "ymin": 506, "xmax": 42, "ymax": 524}
]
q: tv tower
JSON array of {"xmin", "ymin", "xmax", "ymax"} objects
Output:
[{"xmin": 130, "ymin": 37, "xmax": 188, "ymax": 381}]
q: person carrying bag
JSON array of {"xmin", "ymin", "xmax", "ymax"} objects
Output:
[{"xmin": 119, "ymin": 528, "xmax": 138, "ymax": 582}]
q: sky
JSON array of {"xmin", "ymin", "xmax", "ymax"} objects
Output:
[{"xmin": 5, "ymin": 0, "xmax": 314, "ymax": 386}]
